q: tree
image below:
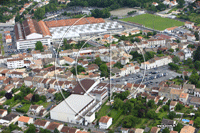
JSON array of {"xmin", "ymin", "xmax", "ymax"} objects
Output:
[
  {"xmin": 113, "ymin": 98, "xmax": 123, "ymax": 110},
  {"xmin": 54, "ymin": 128, "xmax": 60, "ymax": 133},
  {"xmin": 174, "ymin": 123, "xmax": 183, "ymax": 132},
  {"xmin": 147, "ymin": 100, "xmax": 155, "ymax": 108},
  {"xmin": 196, "ymin": 81, "xmax": 200, "ymax": 88},
  {"xmin": 123, "ymin": 101, "xmax": 133, "ymax": 115},
  {"xmin": 195, "ymin": 61, "xmax": 200, "ymax": 71},
  {"xmin": 195, "ymin": 117, "xmax": 200, "ymax": 128},
  {"xmin": 189, "ymin": 73, "xmax": 199, "ymax": 85},
  {"xmin": 194, "ymin": 31, "xmax": 199, "ymax": 41},
  {"xmin": 32, "ymin": 94, "xmax": 40, "ymax": 102},
  {"xmin": 146, "ymin": 110, "xmax": 157, "ymax": 119},
  {"xmin": 168, "ymin": 48, "xmax": 174, "ymax": 52},
  {"xmin": 34, "ymin": 8, "xmax": 45, "ymax": 20},
  {"xmin": 94, "ymin": 57, "xmax": 102, "ymax": 66},
  {"xmin": 175, "ymin": 103, "xmax": 184, "ymax": 111},
  {"xmin": 122, "ymin": 115, "xmax": 138, "ymax": 128},
  {"xmin": 168, "ymin": 111, "xmax": 176, "ymax": 119},
  {"xmin": 113, "ymin": 62, "xmax": 123, "ymax": 69},
  {"xmin": 0, "ymin": 90, "xmax": 6, "ymax": 97},
  {"xmin": 91, "ymin": 8, "xmax": 110, "ymax": 18},
  {"xmin": 35, "ymin": 41, "xmax": 44, "ymax": 52},
  {"xmin": 172, "ymin": 56, "xmax": 180, "ymax": 63},
  {"xmin": 25, "ymin": 124, "xmax": 36, "ymax": 133},
  {"xmin": 5, "ymin": 93, "xmax": 12, "ymax": 100},
  {"xmin": 168, "ymin": 63, "xmax": 179, "ymax": 71},
  {"xmin": 40, "ymin": 128, "xmax": 51, "ymax": 133},
  {"xmin": 100, "ymin": 63, "xmax": 108, "ymax": 77},
  {"xmin": 162, "ymin": 127, "xmax": 170, "ymax": 133},
  {"xmin": 194, "ymin": 46, "xmax": 200, "ymax": 62}
]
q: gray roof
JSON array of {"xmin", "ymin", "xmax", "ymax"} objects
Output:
[{"xmin": 51, "ymin": 94, "xmax": 94, "ymax": 115}]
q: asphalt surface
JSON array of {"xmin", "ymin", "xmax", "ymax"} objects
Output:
[{"xmin": 105, "ymin": 65, "xmax": 181, "ymax": 87}]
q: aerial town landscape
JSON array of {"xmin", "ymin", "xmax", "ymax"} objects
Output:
[{"xmin": 1, "ymin": 0, "xmax": 200, "ymax": 133}]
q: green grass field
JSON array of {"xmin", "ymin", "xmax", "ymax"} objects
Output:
[{"xmin": 121, "ymin": 14, "xmax": 184, "ymax": 31}]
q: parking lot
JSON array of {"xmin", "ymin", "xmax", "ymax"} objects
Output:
[{"xmin": 107, "ymin": 65, "xmax": 181, "ymax": 87}]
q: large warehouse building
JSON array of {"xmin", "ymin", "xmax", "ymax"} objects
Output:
[
  {"xmin": 50, "ymin": 94, "xmax": 101, "ymax": 125},
  {"xmin": 14, "ymin": 17, "xmax": 123, "ymax": 49}
]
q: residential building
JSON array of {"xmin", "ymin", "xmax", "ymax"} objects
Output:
[
  {"xmin": 46, "ymin": 122, "xmax": 64, "ymax": 132},
  {"xmin": 150, "ymin": 127, "xmax": 160, "ymax": 133},
  {"xmin": 170, "ymin": 101, "xmax": 177, "ymax": 111},
  {"xmin": 185, "ymin": 21, "xmax": 195, "ymax": 29},
  {"xmin": 179, "ymin": 93, "xmax": 189, "ymax": 104},
  {"xmin": 18, "ymin": 116, "xmax": 34, "ymax": 127},
  {"xmin": 29, "ymin": 105, "xmax": 44, "ymax": 114},
  {"xmin": 7, "ymin": 58, "xmax": 24, "ymax": 69},
  {"xmin": 180, "ymin": 126, "xmax": 195, "ymax": 133},
  {"xmin": 99, "ymin": 116, "xmax": 112, "ymax": 129},
  {"xmin": 34, "ymin": 119, "xmax": 50, "ymax": 129},
  {"xmin": 0, "ymin": 109, "xmax": 8, "ymax": 117},
  {"xmin": 0, "ymin": 113, "xmax": 19, "ymax": 126}
]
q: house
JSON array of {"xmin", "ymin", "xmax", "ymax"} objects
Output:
[
  {"xmin": 170, "ymin": 89, "xmax": 184, "ymax": 100},
  {"xmin": 29, "ymin": 105, "xmax": 44, "ymax": 114},
  {"xmin": 167, "ymin": 43, "xmax": 178, "ymax": 50},
  {"xmin": 189, "ymin": 120, "xmax": 194, "ymax": 126},
  {"xmin": 135, "ymin": 128, "xmax": 144, "ymax": 133},
  {"xmin": 190, "ymin": 97, "xmax": 200, "ymax": 107},
  {"xmin": 179, "ymin": 93, "xmax": 189, "ymax": 104},
  {"xmin": 5, "ymin": 35, "xmax": 12, "ymax": 44},
  {"xmin": 34, "ymin": 119, "xmax": 50, "ymax": 129},
  {"xmin": 46, "ymin": 122, "xmax": 64, "ymax": 132},
  {"xmin": 170, "ymin": 101, "xmax": 177, "ymax": 111},
  {"xmin": 7, "ymin": 58, "xmax": 24, "ymax": 69},
  {"xmin": 24, "ymin": 93, "xmax": 33, "ymax": 101},
  {"xmin": 161, "ymin": 119, "xmax": 176, "ymax": 130},
  {"xmin": 185, "ymin": 21, "xmax": 194, "ymax": 29},
  {"xmin": 63, "ymin": 56, "xmax": 75, "ymax": 65},
  {"xmin": 0, "ymin": 109, "xmax": 7, "ymax": 117},
  {"xmin": 150, "ymin": 127, "xmax": 160, "ymax": 133},
  {"xmin": 183, "ymin": 84, "xmax": 195, "ymax": 94},
  {"xmin": 61, "ymin": 126, "xmax": 78, "ymax": 133},
  {"xmin": 18, "ymin": 116, "xmax": 34, "ymax": 127},
  {"xmin": 180, "ymin": 126, "xmax": 195, "ymax": 133},
  {"xmin": 184, "ymin": 33, "xmax": 196, "ymax": 41},
  {"xmin": 99, "ymin": 116, "xmax": 112, "ymax": 129},
  {"xmin": 131, "ymin": 30, "xmax": 140, "ymax": 35},
  {"xmin": 0, "ymin": 113, "xmax": 19, "ymax": 126},
  {"xmin": 121, "ymin": 128, "xmax": 129, "ymax": 133},
  {"xmin": 142, "ymin": 30, "xmax": 151, "ymax": 36},
  {"xmin": 194, "ymin": 89, "xmax": 200, "ymax": 97},
  {"xmin": 170, "ymin": 131, "xmax": 178, "ymax": 133},
  {"xmin": 164, "ymin": 26, "xmax": 178, "ymax": 33},
  {"xmin": 152, "ymin": 2, "xmax": 158, "ymax": 6}
]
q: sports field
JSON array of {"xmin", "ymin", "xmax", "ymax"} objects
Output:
[{"xmin": 121, "ymin": 14, "xmax": 184, "ymax": 31}]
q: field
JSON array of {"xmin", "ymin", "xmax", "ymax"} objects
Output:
[{"xmin": 121, "ymin": 14, "xmax": 184, "ymax": 31}]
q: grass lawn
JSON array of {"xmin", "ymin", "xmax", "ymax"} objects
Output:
[
  {"xmin": 121, "ymin": 14, "xmax": 184, "ymax": 31},
  {"xmin": 4, "ymin": 98, "xmax": 20, "ymax": 107},
  {"xmin": 96, "ymin": 104, "xmax": 111, "ymax": 120},
  {"xmin": 41, "ymin": 102, "xmax": 52, "ymax": 108}
]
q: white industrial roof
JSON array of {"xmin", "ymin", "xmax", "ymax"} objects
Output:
[
  {"xmin": 51, "ymin": 94, "xmax": 94, "ymax": 115},
  {"xmin": 50, "ymin": 22, "xmax": 123, "ymax": 39}
]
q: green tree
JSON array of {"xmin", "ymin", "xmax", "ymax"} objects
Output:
[
  {"xmin": 172, "ymin": 56, "xmax": 180, "ymax": 63},
  {"xmin": 168, "ymin": 63, "xmax": 179, "ymax": 71},
  {"xmin": 168, "ymin": 48, "xmax": 174, "ymax": 52},
  {"xmin": 147, "ymin": 100, "xmax": 155, "ymax": 108},
  {"xmin": 40, "ymin": 128, "xmax": 51, "ymax": 133},
  {"xmin": 113, "ymin": 98, "xmax": 123, "ymax": 110},
  {"xmin": 174, "ymin": 123, "xmax": 183, "ymax": 132},
  {"xmin": 194, "ymin": 61, "xmax": 200, "ymax": 71},
  {"xmin": 34, "ymin": 8, "xmax": 45, "ymax": 20},
  {"xmin": 25, "ymin": 124, "xmax": 36, "ymax": 133},
  {"xmin": 32, "ymin": 94, "xmax": 40, "ymax": 102},
  {"xmin": 35, "ymin": 41, "xmax": 44, "ymax": 52},
  {"xmin": 194, "ymin": 31, "xmax": 199, "ymax": 41},
  {"xmin": 113, "ymin": 62, "xmax": 123, "ymax": 69},
  {"xmin": 196, "ymin": 81, "xmax": 200, "ymax": 88},
  {"xmin": 175, "ymin": 103, "xmax": 184, "ymax": 111},
  {"xmin": 162, "ymin": 128, "xmax": 170, "ymax": 133},
  {"xmin": 189, "ymin": 73, "xmax": 199, "ymax": 85},
  {"xmin": 146, "ymin": 110, "xmax": 157, "ymax": 119},
  {"xmin": 194, "ymin": 46, "xmax": 200, "ymax": 62},
  {"xmin": 54, "ymin": 128, "xmax": 60, "ymax": 133},
  {"xmin": 94, "ymin": 57, "xmax": 102, "ymax": 66},
  {"xmin": 195, "ymin": 117, "xmax": 200, "ymax": 128},
  {"xmin": 122, "ymin": 115, "xmax": 138, "ymax": 128},
  {"xmin": 168, "ymin": 111, "xmax": 176, "ymax": 119}
]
